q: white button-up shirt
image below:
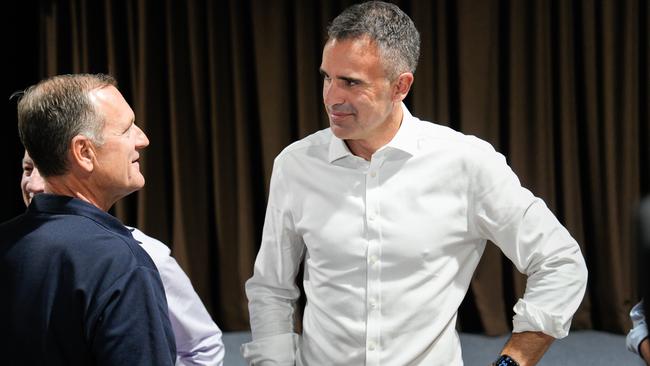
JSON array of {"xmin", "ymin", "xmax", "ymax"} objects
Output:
[
  {"xmin": 242, "ymin": 104, "xmax": 587, "ymax": 365},
  {"xmin": 130, "ymin": 228, "xmax": 225, "ymax": 366},
  {"xmin": 626, "ymin": 301, "xmax": 648, "ymax": 356}
]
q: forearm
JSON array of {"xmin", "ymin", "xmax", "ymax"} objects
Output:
[
  {"xmin": 497, "ymin": 331, "xmax": 554, "ymax": 366},
  {"xmin": 640, "ymin": 338, "xmax": 650, "ymax": 365},
  {"xmin": 243, "ymin": 275, "xmax": 301, "ymax": 364}
]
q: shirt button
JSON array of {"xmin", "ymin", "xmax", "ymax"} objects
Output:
[
  {"xmin": 370, "ymin": 171, "xmax": 377, "ymax": 178},
  {"xmin": 368, "ymin": 341, "xmax": 376, "ymax": 351},
  {"xmin": 369, "ymin": 255, "xmax": 378, "ymax": 265}
]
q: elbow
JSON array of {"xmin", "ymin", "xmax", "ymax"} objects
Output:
[
  {"xmin": 560, "ymin": 245, "xmax": 588, "ymax": 295},
  {"xmin": 575, "ymin": 249, "xmax": 589, "ymax": 290}
]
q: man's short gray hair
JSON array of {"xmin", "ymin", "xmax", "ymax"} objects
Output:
[
  {"xmin": 15, "ymin": 73, "xmax": 116, "ymax": 177},
  {"xmin": 327, "ymin": 1, "xmax": 421, "ymax": 80}
]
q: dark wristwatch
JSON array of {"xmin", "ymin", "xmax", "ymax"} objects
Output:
[{"xmin": 492, "ymin": 354, "xmax": 520, "ymax": 366}]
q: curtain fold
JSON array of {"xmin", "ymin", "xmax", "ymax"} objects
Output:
[{"xmin": 4, "ymin": 0, "xmax": 647, "ymax": 333}]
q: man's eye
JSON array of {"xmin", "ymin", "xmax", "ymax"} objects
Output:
[
  {"xmin": 23, "ymin": 167, "xmax": 33, "ymax": 175},
  {"xmin": 347, "ymin": 80, "xmax": 358, "ymax": 86}
]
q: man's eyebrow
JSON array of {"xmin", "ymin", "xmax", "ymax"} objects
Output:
[
  {"xmin": 123, "ymin": 118, "xmax": 135, "ymax": 133},
  {"xmin": 319, "ymin": 69, "xmax": 362, "ymax": 84},
  {"xmin": 339, "ymin": 76, "xmax": 362, "ymax": 84}
]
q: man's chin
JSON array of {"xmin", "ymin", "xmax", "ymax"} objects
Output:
[
  {"xmin": 330, "ymin": 123, "xmax": 354, "ymax": 140},
  {"xmin": 132, "ymin": 178, "xmax": 145, "ymax": 191},
  {"xmin": 124, "ymin": 176, "xmax": 146, "ymax": 195}
]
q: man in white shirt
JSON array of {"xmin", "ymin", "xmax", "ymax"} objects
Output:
[
  {"xmin": 20, "ymin": 151, "xmax": 225, "ymax": 366},
  {"xmin": 627, "ymin": 301, "xmax": 650, "ymax": 364},
  {"xmin": 627, "ymin": 197, "xmax": 650, "ymax": 365},
  {"xmin": 243, "ymin": 1, "xmax": 587, "ymax": 365}
]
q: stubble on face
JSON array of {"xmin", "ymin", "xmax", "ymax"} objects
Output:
[{"xmin": 320, "ymin": 37, "xmax": 401, "ymax": 156}]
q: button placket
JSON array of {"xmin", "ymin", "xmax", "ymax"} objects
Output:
[{"xmin": 365, "ymin": 156, "xmax": 383, "ymax": 366}]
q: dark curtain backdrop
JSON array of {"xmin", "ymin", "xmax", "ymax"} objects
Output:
[{"xmin": 3, "ymin": 0, "xmax": 648, "ymax": 334}]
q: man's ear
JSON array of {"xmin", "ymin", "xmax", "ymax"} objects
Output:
[
  {"xmin": 70, "ymin": 135, "xmax": 96, "ymax": 173},
  {"xmin": 392, "ymin": 72, "xmax": 414, "ymax": 102}
]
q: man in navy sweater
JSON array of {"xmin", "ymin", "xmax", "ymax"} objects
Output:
[{"xmin": 0, "ymin": 74, "xmax": 176, "ymax": 365}]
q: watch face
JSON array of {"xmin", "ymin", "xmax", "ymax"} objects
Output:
[{"xmin": 495, "ymin": 355, "xmax": 520, "ymax": 366}]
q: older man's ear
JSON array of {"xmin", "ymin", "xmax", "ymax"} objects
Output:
[{"xmin": 70, "ymin": 135, "xmax": 97, "ymax": 173}]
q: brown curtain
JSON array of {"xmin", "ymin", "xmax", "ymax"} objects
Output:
[{"xmin": 3, "ymin": 0, "xmax": 648, "ymax": 333}]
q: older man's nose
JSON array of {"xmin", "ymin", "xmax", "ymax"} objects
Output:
[{"xmin": 135, "ymin": 124, "xmax": 150, "ymax": 149}]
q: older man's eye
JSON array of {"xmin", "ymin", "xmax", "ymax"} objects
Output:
[
  {"xmin": 23, "ymin": 166, "xmax": 33, "ymax": 176},
  {"xmin": 123, "ymin": 124, "xmax": 134, "ymax": 136}
]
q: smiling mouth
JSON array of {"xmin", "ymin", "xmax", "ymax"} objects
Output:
[{"xmin": 329, "ymin": 112, "xmax": 353, "ymax": 122}]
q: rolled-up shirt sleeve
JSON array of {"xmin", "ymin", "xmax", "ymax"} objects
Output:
[
  {"xmin": 469, "ymin": 144, "xmax": 588, "ymax": 339},
  {"xmin": 626, "ymin": 301, "xmax": 648, "ymax": 356},
  {"xmin": 242, "ymin": 159, "xmax": 305, "ymax": 365}
]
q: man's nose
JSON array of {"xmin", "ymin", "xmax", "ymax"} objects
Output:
[
  {"xmin": 135, "ymin": 125, "xmax": 150, "ymax": 149},
  {"xmin": 323, "ymin": 81, "xmax": 344, "ymax": 107}
]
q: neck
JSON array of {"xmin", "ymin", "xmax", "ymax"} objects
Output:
[
  {"xmin": 346, "ymin": 103, "xmax": 403, "ymax": 161},
  {"xmin": 44, "ymin": 174, "xmax": 116, "ymax": 212}
]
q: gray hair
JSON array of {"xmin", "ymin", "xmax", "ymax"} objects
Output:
[
  {"xmin": 15, "ymin": 73, "xmax": 116, "ymax": 177},
  {"xmin": 327, "ymin": 1, "xmax": 421, "ymax": 80}
]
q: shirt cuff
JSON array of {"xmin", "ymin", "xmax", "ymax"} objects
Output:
[
  {"xmin": 512, "ymin": 299, "xmax": 571, "ymax": 339},
  {"xmin": 626, "ymin": 325, "xmax": 649, "ymax": 355},
  {"xmin": 241, "ymin": 333, "xmax": 299, "ymax": 365},
  {"xmin": 626, "ymin": 301, "xmax": 648, "ymax": 355}
]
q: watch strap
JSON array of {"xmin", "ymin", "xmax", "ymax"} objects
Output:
[{"xmin": 493, "ymin": 354, "xmax": 520, "ymax": 366}]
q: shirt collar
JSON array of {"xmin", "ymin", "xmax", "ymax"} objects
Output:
[
  {"xmin": 28, "ymin": 194, "xmax": 133, "ymax": 238},
  {"xmin": 327, "ymin": 103, "xmax": 420, "ymax": 163},
  {"xmin": 328, "ymin": 136, "xmax": 353, "ymax": 163},
  {"xmin": 384, "ymin": 103, "xmax": 420, "ymax": 156}
]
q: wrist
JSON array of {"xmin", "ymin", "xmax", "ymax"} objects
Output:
[
  {"xmin": 639, "ymin": 337, "xmax": 650, "ymax": 363},
  {"xmin": 492, "ymin": 354, "xmax": 520, "ymax": 366}
]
